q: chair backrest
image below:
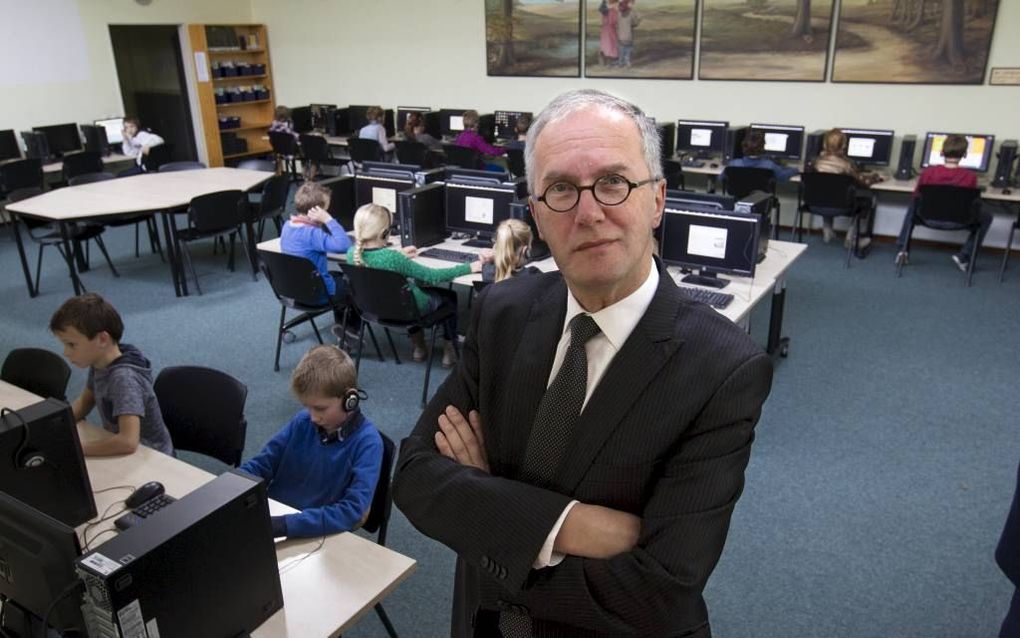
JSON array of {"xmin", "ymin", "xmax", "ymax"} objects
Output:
[
  {"xmin": 6, "ymin": 187, "xmax": 45, "ymax": 204},
  {"xmin": 188, "ymin": 190, "xmax": 246, "ymax": 233},
  {"xmin": 1, "ymin": 348, "xmax": 71, "ymax": 401},
  {"xmin": 257, "ymin": 250, "xmax": 332, "ymax": 309},
  {"xmin": 395, "ymin": 140, "xmax": 428, "ymax": 167},
  {"xmin": 236, "ymin": 158, "xmax": 276, "ymax": 172},
  {"xmin": 0, "ymin": 158, "xmax": 44, "ymax": 193},
  {"xmin": 801, "ymin": 172, "xmax": 856, "ymax": 212},
  {"xmin": 662, "ymin": 159, "xmax": 686, "ymax": 191},
  {"xmin": 61, "ymin": 151, "xmax": 104, "ymax": 182},
  {"xmin": 505, "ymin": 147, "xmax": 526, "ymax": 179},
  {"xmin": 916, "ymin": 185, "xmax": 983, "ymax": 227},
  {"xmin": 361, "ymin": 432, "xmax": 396, "ymax": 545},
  {"xmin": 160, "ymin": 161, "xmax": 206, "ymax": 172},
  {"xmin": 153, "ymin": 366, "xmax": 248, "ymax": 467},
  {"xmin": 142, "ymin": 144, "xmax": 172, "ymax": 172},
  {"xmin": 299, "ymin": 134, "xmax": 331, "ymax": 162},
  {"xmin": 68, "ymin": 171, "xmax": 116, "ymax": 186},
  {"xmin": 258, "ymin": 174, "xmax": 290, "ymax": 219},
  {"xmin": 722, "ymin": 166, "xmax": 776, "ymax": 199},
  {"xmin": 269, "ymin": 131, "xmax": 298, "ymax": 156},
  {"xmin": 338, "ymin": 263, "xmax": 421, "ymax": 325},
  {"xmin": 348, "ymin": 137, "xmax": 383, "ymax": 163},
  {"xmin": 442, "ymin": 144, "xmax": 483, "ymax": 170}
]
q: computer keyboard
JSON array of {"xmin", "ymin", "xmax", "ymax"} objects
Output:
[
  {"xmin": 420, "ymin": 248, "xmax": 477, "ymax": 263},
  {"xmin": 681, "ymin": 157, "xmax": 706, "ymax": 168},
  {"xmin": 679, "ymin": 286, "xmax": 734, "ymax": 309},
  {"xmin": 114, "ymin": 493, "xmax": 177, "ymax": 531}
]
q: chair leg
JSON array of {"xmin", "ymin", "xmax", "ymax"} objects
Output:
[
  {"xmin": 383, "ymin": 328, "xmax": 401, "ymax": 365},
  {"xmin": 354, "ymin": 322, "xmax": 366, "ymax": 373},
  {"xmin": 274, "ymin": 306, "xmax": 286, "ymax": 372},
  {"xmin": 227, "ymin": 233, "xmax": 236, "ymax": 272},
  {"xmin": 772, "ymin": 199, "xmax": 780, "ymax": 240},
  {"xmin": 421, "ymin": 325, "xmax": 440, "ymax": 408},
  {"xmin": 181, "ymin": 242, "xmax": 202, "ymax": 295},
  {"xmin": 374, "ymin": 603, "xmax": 399, "ymax": 638},
  {"xmin": 134, "ymin": 222, "xmax": 141, "ymax": 258},
  {"xmin": 93, "ymin": 235, "xmax": 119, "ymax": 277},
  {"xmin": 310, "ymin": 316, "xmax": 323, "ymax": 344},
  {"xmin": 1000, "ymin": 223, "xmax": 1016, "ymax": 283},
  {"xmin": 149, "ymin": 217, "xmax": 165, "ymax": 262},
  {"xmin": 966, "ymin": 247, "xmax": 976, "ymax": 287},
  {"xmin": 34, "ymin": 244, "xmax": 45, "ymax": 296},
  {"xmin": 793, "ymin": 208, "xmax": 803, "ymax": 243},
  {"xmin": 844, "ymin": 217, "xmax": 855, "ymax": 269},
  {"xmin": 365, "ymin": 324, "xmax": 385, "ymax": 362}
]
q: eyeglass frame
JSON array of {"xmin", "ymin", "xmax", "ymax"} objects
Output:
[{"xmin": 532, "ymin": 173, "xmax": 663, "ymax": 213}]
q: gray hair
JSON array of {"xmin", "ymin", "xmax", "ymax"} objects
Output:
[{"xmin": 523, "ymin": 89, "xmax": 662, "ymax": 196}]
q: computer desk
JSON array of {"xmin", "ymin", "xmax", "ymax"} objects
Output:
[
  {"xmin": 3, "ymin": 167, "xmax": 271, "ymax": 298},
  {"xmin": 42, "ymin": 152, "xmax": 134, "ymax": 175},
  {"xmin": 0, "ymin": 380, "xmax": 417, "ymax": 638},
  {"xmin": 256, "ymin": 235, "xmax": 807, "ymax": 359}
]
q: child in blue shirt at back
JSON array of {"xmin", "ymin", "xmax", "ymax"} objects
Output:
[
  {"xmin": 241, "ymin": 345, "xmax": 383, "ymax": 538},
  {"xmin": 727, "ymin": 129, "xmax": 799, "ymax": 182}
]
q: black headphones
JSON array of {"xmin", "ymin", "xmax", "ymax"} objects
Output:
[
  {"xmin": 2, "ymin": 408, "xmax": 46, "ymax": 469},
  {"xmin": 319, "ymin": 389, "xmax": 369, "ymax": 445},
  {"xmin": 343, "ymin": 387, "xmax": 367, "ymax": 413}
]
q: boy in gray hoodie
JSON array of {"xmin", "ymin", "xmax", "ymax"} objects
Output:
[{"xmin": 50, "ymin": 293, "xmax": 174, "ymax": 456}]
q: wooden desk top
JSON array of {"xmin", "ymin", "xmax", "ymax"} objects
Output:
[
  {"xmin": 4, "ymin": 167, "xmax": 272, "ymax": 220},
  {"xmin": 0, "ymin": 380, "xmax": 416, "ymax": 637},
  {"xmin": 42, "ymin": 152, "xmax": 134, "ymax": 174}
]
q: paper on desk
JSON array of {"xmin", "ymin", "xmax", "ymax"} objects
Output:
[
  {"xmin": 465, "ymin": 196, "xmax": 494, "ymax": 225},
  {"xmin": 372, "ymin": 187, "xmax": 397, "ymax": 214},
  {"xmin": 688, "ymin": 224, "xmax": 727, "ymax": 260}
]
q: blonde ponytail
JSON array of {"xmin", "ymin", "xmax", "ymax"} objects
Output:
[
  {"xmin": 352, "ymin": 203, "xmax": 393, "ymax": 267},
  {"xmin": 493, "ymin": 218, "xmax": 533, "ymax": 282}
]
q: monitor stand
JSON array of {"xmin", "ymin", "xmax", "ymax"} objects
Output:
[
  {"xmin": 681, "ymin": 271, "xmax": 730, "ymax": 289},
  {"xmin": 462, "ymin": 235, "xmax": 493, "ymax": 248}
]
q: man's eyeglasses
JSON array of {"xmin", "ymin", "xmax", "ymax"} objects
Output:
[{"xmin": 534, "ymin": 173, "xmax": 661, "ymax": 213}]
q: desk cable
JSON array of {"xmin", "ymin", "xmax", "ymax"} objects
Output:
[
  {"xmin": 277, "ymin": 535, "xmax": 326, "ymax": 576},
  {"xmin": 81, "ymin": 496, "xmax": 133, "ymax": 551}
]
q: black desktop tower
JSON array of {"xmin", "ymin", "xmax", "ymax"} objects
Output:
[
  {"xmin": 76, "ymin": 471, "xmax": 283, "ymax": 638},
  {"xmin": 398, "ymin": 182, "xmax": 446, "ymax": 248},
  {"xmin": 21, "ymin": 131, "xmax": 50, "ymax": 161},
  {"xmin": 657, "ymin": 122, "xmax": 676, "ymax": 161},
  {"xmin": 424, "ymin": 111, "xmax": 442, "ymax": 140},
  {"xmin": 81, "ymin": 124, "xmax": 110, "ymax": 156},
  {"xmin": 805, "ymin": 130, "xmax": 825, "ymax": 165},
  {"xmin": 992, "ymin": 140, "xmax": 1018, "ymax": 188},
  {"xmin": 895, "ymin": 135, "xmax": 917, "ymax": 181},
  {"xmin": 734, "ymin": 191, "xmax": 772, "ymax": 262},
  {"xmin": 479, "ymin": 113, "xmax": 496, "ymax": 143},
  {"xmin": 725, "ymin": 127, "xmax": 747, "ymax": 162},
  {"xmin": 509, "ymin": 199, "xmax": 551, "ymax": 261}
]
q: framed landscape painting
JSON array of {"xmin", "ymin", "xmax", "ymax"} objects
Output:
[
  {"xmin": 584, "ymin": 0, "xmax": 698, "ymax": 80},
  {"xmin": 486, "ymin": 0, "xmax": 582, "ymax": 77},
  {"xmin": 698, "ymin": 0, "xmax": 837, "ymax": 81}
]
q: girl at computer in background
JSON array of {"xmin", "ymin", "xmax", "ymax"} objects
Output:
[
  {"xmin": 454, "ymin": 110, "xmax": 506, "ymax": 167},
  {"xmin": 810, "ymin": 128, "xmax": 882, "ymax": 249},
  {"xmin": 348, "ymin": 204, "xmax": 493, "ymax": 368},
  {"xmin": 727, "ymin": 129, "xmax": 799, "ymax": 182},
  {"xmin": 269, "ymin": 105, "xmax": 299, "ymax": 139},
  {"xmin": 404, "ymin": 112, "xmax": 442, "ymax": 151},
  {"xmin": 482, "ymin": 219, "xmax": 541, "ymax": 283},
  {"xmin": 358, "ymin": 106, "xmax": 395, "ymax": 153}
]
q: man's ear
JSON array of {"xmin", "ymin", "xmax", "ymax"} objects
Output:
[{"xmin": 651, "ymin": 179, "xmax": 666, "ymax": 229}]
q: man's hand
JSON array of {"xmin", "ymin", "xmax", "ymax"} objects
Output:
[{"xmin": 435, "ymin": 406, "xmax": 489, "ymax": 473}]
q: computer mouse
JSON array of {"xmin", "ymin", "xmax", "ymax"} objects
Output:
[
  {"xmin": 1004, "ymin": 188, "xmax": 1013, "ymax": 195},
  {"xmin": 126, "ymin": 481, "xmax": 165, "ymax": 509},
  {"xmin": 710, "ymin": 163, "xmax": 719, "ymax": 169}
]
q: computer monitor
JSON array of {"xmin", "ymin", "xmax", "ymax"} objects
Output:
[
  {"xmin": 397, "ymin": 106, "xmax": 431, "ymax": 133},
  {"xmin": 32, "ymin": 123, "xmax": 81, "ymax": 157},
  {"xmin": 309, "ymin": 104, "xmax": 336, "ymax": 132},
  {"xmin": 354, "ymin": 172, "xmax": 417, "ymax": 219},
  {"xmin": 666, "ymin": 189, "xmax": 736, "ymax": 210},
  {"xmin": 0, "ymin": 492, "xmax": 84, "ymax": 633},
  {"xmin": 749, "ymin": 123, "xmax": 805, "ymax": 160},
  {"xmin": 921, "ymin": 132, "xmax": 995, "ymax": 172},
  {"xmin": 362, "ymin": 161, "xmax": 420, "ymax": 180},
  {"xmin": 493, "ymin": 110, "xmax": 533, "ymax": 140},
  {"xmin": 445, "ymin": 166, "xmax": 511, "ymax": 186},
  {"xmin": 838, "ymin": 128, "xmax": 895, "ymax": 167},
  {"xmin": 80, "ymin": 124, "xmax": 109, "ymax": 155},
  {"xmin": 660, "ymin": 203, "xmax": 760, "ymax": 289},
  {"xmin": 439, "ymin": 109, "xmax": 470, "ymax": 137},
  {"xmin": 445, "ymin": 181, "xmax": 518, "ymax": 245},
  {"xmin": 21, "ymin": 131, "xmax": 50, "ymax": 160},
  {"xmin": 676, "ymin": 120, "xmax": 730, "ymax": 158},
  {"xmin": 398, "ymin": 182, "xmax": 447, "ymax": 248},
  {"xmin": 94, "ymin": 117, "xmax": 124, "ymax": 145},
  {"xmin": 0, "ymin": 399, "xmax": 97, "ymax": 527},
  {"xmin": 0, "ymin": 129, "xmax": 21, "ymax": 161},
  {"xmin": 291, "ymin": 106, "xmax": 313, "ymax": 134}
]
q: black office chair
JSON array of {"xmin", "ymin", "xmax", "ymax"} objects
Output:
[
  {"xmin": 505, "ymin": 147, "xmax": 526, "ymax": 180},
  {"xmin": 361, "ymin": 431, "xmax": 399, "ymax": 638},
  {"xmin": 0, "ymin": 158, "xmax": 44, "ymax": 195},
  {"xmin": 442, "ymin": 144, "xmax": 483, "ymax": 170},
  {"xmin": 721, "ymin": 166, "xmax": 780, "ymax": 239},
  {"xmin": 339, "ymin": 263, "xmax": 458, "ymax": 408},
  {"xmin": 796, "ymin": 172, "xmax": 870, "ymax": 268},
  {"xmin": 159, "ymin": 161, "xmax": 206, "ymax": 172},
  {"xmin": 299, "ymin": 134, "xmax": 344, "ymax": 179},
  {"xmin": 175, "ymin": 190, "xmax": 250, "ymax": 295},
  {"xmin": 251, "ymin": 174, "xmax": 290, "ymax": 242},
  {"xmin": 896, "ymin": 185, "xmax": 983, "ymax": 286},
  {"xmin": 269, "ymin": 131, "xmax": 300, "ymax": 180},
  {"xmin": 142, "ymin": 144, "xmax": 172, "ymax": 172},
  {"xmin": 662, "ymin": 159, "xmax": 687, "ymax": 191},
  {"xmin": 70, "ymin": 172, "xmax": 164, "ymax": 262},
  {"xmin": 394, "ymin": 140, "xmax": 428, "ymax": 168},
  {"xmin": 236, "ymin": 158, "xmax": 276, "ymax": 172},
  {"xmin": 154, "ymin": 366, "xmax": 247, "ymax": 467},
  {"xmin": 7, "ymin": 187, "xmax": 119, "ymax": 295},
  {"xmin": 347, "ymin": 138, "xmax": 383, "ymax": 172},
  {"xmin": 1, "ymin": 348, "xmax": 71, "ymax": 401},
  {"xmin": 61, "ymin": 151, "xmax": 104, "ymax": 184}
]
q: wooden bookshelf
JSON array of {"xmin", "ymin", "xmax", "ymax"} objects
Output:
[{"xmin": 188, "ymin": 24, "xmax": 275, "ymax": 167}]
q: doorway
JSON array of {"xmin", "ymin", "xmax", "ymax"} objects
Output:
[{"xmin": 109, "ymin": 25, "xmax": 197, "ymax": 162}]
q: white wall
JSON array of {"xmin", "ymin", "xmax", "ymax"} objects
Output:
[{"xmin": 0, "ymin": 0, "xmax": 251, "ymax": 135}]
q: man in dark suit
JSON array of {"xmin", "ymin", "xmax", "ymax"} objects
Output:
[{"xmin": 392, "ymin": 89, "xmax": 774, "ymax": 637}]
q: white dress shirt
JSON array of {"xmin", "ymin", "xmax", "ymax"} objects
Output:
[
  {"xmin": 122, "ymin": 130, "xmax": 164, "ymax": 165},
  {"xmin": 358, "ymin": 121, "xmax": 395, "ymax": 152},
  {"xmin": 533, "ymin": 259, "xmax": 660, "ymax": 568}
]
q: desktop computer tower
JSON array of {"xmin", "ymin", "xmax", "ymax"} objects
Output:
[
  {"xmin": 895, "ymin": 135, "xmax": 917, "ymax": 180},
  {"xmin": 657, "ymin": 122, "xmax": 676, "ymax": 161},
  {"xmin": 992, "ymin": 140, "xmax": 1017, "ymax": 188},
  {"xmin": 398, "ymin": 182, "xmax": 446, "ymax": 248},
  {"xmin": 479, "ymin": 113, "xmax": 496, "ymax": 143},
  {"xmin": 725, "ymin": 127, "xmax": 747, "ymax": 162},
  {"xmin": 805, "ymin": 130, "xmax": 825, "ymax": 165},
  {"xmin": 21, "ymin": 131, "xmax": 50, "ymax": 161},
  {"xmin": 509, "ymin": 199, "xmax": 551, "ymax": 261},
  {"xmin": 81, "ymin": 124, "xmax": 109, "ymax": 156},
  {"xmin": 76, "ymin": 470, "xmax": 283, "ymax": 638},
  {"xmin": 424, "ymin": 111, "xmax": 442, "ymax": 140},
  {"xmin": 734, "ymin": 191, "xmax": 772, "ymax": 262}
]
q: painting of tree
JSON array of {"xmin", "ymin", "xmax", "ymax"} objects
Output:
[
  {"xmin": 486, "ymin": 0, "xmax": 582, "ymax": 77},
  {"xmin": 832, "ymin": 0, "xmax": 1000, "ymax": 83},
  {"xmin": 584, "ymin": 0, "xmax": 698, "ymax": 80},
  {"xmin": 698, "ymin": 0, "xmax": 838, "ymax": 81}
]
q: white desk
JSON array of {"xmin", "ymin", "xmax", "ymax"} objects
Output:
[
  {"xmin": 4, "ymin": 168, "xmax": 272, "ymax": 298},
  {"xmin": 41, "ymin": 153, "xmax": 134, "ymax": 176},
  {"xmin": 0, "ymin": 380, "xmax": 416, "ymax": 638}
]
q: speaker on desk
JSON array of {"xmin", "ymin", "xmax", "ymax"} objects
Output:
[
  {"xmin": 895, "ymin": 135, "xmax": 917, "ymax": 181},
  {"xmin": 992, "ymin": 140, "xmax": 1018, "ymax": 188},
  {"xmin": 805, "ymin": 130, "xmax": 825, "ymax": 166}
]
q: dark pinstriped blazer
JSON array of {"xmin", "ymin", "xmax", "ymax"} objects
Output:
[{"xmin": 392, "ymin": 261, "xmax": 773, "ymax": 637}]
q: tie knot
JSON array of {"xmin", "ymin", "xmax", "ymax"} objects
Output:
[{"xmin": 569, "ymin": 314, "xmax": 601, "ymax": 347}]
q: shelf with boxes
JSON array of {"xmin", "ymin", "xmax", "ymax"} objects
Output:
[
  {"xmin": 214, "ymin": 88, "xmax": 271, "ymax": 105},
  {"xmin": 210, "ymin": 60, "xmax": 267, "ymax": 79}
]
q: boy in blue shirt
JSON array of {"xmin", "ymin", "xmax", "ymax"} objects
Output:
[
  {"xmin": 727, "ymin": 129, "xmax": 799, "ymax": 182},
  {"xmin": 241, "ymin": 345, "xmax": 383, "ymax": 539}
]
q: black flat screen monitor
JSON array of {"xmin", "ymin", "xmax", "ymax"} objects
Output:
[
  {"xmin": 445, "ymin": 182, "xmax": 517, "ymax": 242},
  {"xmin": 445, "ymin": 166, "xmax": 511, "ymax": 186},
  {"xmin": 0, "ymin": 492, "xmax": 84, "ymax": 632},
  {"xmin": 32, "ymin": 123, "xmax": 81, "ymax": 157},
  {"xmin": 439, "ymin": 109, "xmax": 470, "ymax": 137},
  {"xmin": 921, "ymin": 132, "xmax": 995, "ymax": 173},
  {"xmin": 839, "ymin": 128, "xmax": 895, "ymax": 166},
  {"xmin": 0, "ymin": 399, "xmax": 97, "ymax": 527},
  {"xmin": 397, "ymin": 106, "xmax": 431, "ymax": 133},
  {"xmin": 749, "ymin": 123, "xmax": 805, "ymax": 160},
  {"xmin": 0, "ymin": 129, "xmax": 21, "ymax": 161},
  {"xmin": 94, "ymin": 117, "xmax": 124, "ymax": 145},
  {"xmin": 660, "ymin": 204, "xmax": 760, "ymax": 289},
  {"xmin": 21, "ymin": 131, "xmax": 50, "ymax": 160},
  {"xmin": 291, "ymin": 106, "xmax": 313, "ymax": 134},
  {"xmin": 666, "ymin": 189, "xmax": 735, "ymax": 210},
  {"xmin": 493, "ymin": 110, "xmax": 532, "ymax": 140},
  {"xmin": 346, "ymin": 105, "xmax": 372, "ymax": 134},
  {"xmin": 677, "ymin": 120, "xmax": 729, "ymax": 157},
  {"xmin": 354, "ymin": 173, "xmax": 416, "ymax": 215}
]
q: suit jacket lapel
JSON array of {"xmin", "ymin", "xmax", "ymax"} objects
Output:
[{"xmin": 555, "ymin": 268, "xmax": 686, "ymax": 494}]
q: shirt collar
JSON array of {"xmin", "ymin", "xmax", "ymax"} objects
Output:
[{"xmin": 562, "ymin": 258, "xmax": 659, "ymax": 350}]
